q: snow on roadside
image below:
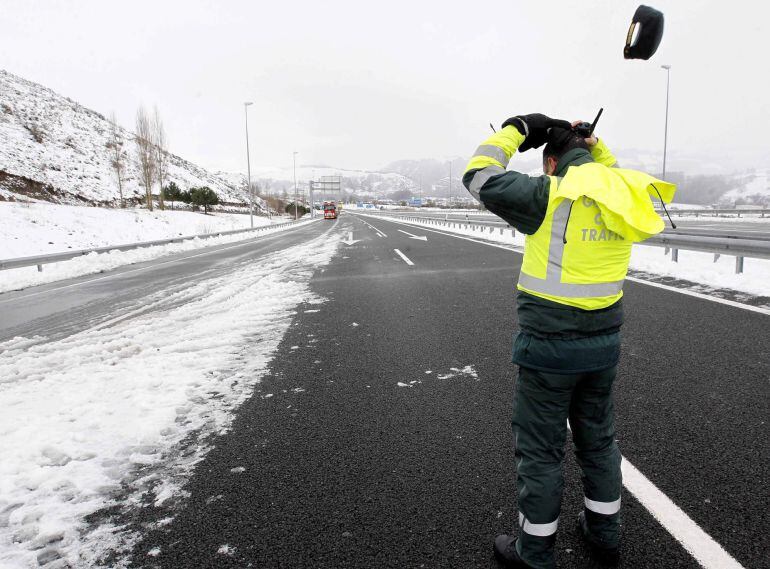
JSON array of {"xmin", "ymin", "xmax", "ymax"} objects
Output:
[
  {"xmin": 0, "ymin": 225, "xmax": 341, "ymax": 568},
  {"xmin": 0, "ymin": 205, "xmax": 312, "ymax": 293},
  {"xmin": 628, "ymin": 246, "xmax": 769, "ymax": 298},
  {"xmin": 359, "ymin": 214, "xmax": 770, "ymax": 300},
  {"xmin": 0, "ymin": 202, "xmax": 279, "ymax": 259}
]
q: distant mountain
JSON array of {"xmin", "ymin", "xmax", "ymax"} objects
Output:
[
  {"xmin": 0, "ymin": 69, "xmax": 258, "ymax": 207},
  {"xmin": 208, "ymin": 164, "xmax": 418, "ymax": 205},
  {"xmin": 380, "ymin": 157, "xmax": 470, "ymax": 198},
  {"xmin": 719, "ymin": 170, "xmax": 770, "ymax": 207},
  {"xmin": 382, "ymin": 149, "xmax": 770, "ymax": 207}
]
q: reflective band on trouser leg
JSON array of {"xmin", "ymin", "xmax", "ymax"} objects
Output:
[
  {"xmin": 585, "ymin": 497, "xmax": 621, "ymax": 515},
  {"xmin": 468, "ymin": 165, "xmax": 506, "ymax": 200},
  {"xmin": 518, "ymin": 512, "xmax": 559, "ymax": 537},
  {"xmin": 473, "ymin": 144, "xmax": 510, "ymax": 168}
]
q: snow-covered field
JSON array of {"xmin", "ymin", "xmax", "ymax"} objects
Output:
[
  {"xmin": 360, "ymin": 214, "xmax": 770, "ymax": 300},
  {"xmin": 0, "ymin": 203, "xmax": 300, "ymax": 293},
  {"xmin": 1, "ymin": 202, "xmax": 278, "ymax": 258},
  {"xmin": 0, "ymin": 223, "xmax": 341, "ymax": 568}
]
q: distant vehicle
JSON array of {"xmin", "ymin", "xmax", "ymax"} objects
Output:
[{"xmin": 323, "ymin": 201, "xmax": 338, "ymax": 219}]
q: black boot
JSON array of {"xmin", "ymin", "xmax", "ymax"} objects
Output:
[
  {"xmin": 577, "ymin": 511, "xmax": 620, "ymax": 565},
  {"xmin": 493, "ymin": 535, "xmax": 534, "ymax": 568}
]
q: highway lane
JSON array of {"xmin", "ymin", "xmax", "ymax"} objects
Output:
[
  {"xmin": 365, "ymin": 213, "xmax": 770, "ymax": 567},
  {"xmin": 0, "ymin": 220, "xmax": 329, "ymax": 342},
  {"xmin": 126, "ymin": 211, "xmax": 768, "ymax": 568}
]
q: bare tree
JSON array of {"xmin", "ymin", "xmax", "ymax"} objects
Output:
[
  {"xmin": 108, "ymin": 111, "xmax": 126, "ymax": 208},
  {"xmin": 262, "ymin": 179, "xmax": 272, "ymax": 217},
  {"xmin": 153, "ymin": 106, "xmax": 168, "ymax": 210},
  {"xmin": 135, "ymin": 106, "xmax": 155, "ymax": 210}
]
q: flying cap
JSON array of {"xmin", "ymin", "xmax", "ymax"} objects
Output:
[{"xmin": 624, "ymin": 5, "xmax": 665, "ymax": 60}]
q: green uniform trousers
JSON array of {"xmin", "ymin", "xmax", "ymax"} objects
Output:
[{"xmin": 511, "ymin": 365, "xmax": 622, "ymax": 569}]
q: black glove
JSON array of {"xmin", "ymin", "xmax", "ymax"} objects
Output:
[{"xmin": 501, "ymin": 113, "xmax": 572, "ymax": 152}]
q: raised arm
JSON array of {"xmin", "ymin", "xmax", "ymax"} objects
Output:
[
  {"xmin": 462, "ymin": 114, "xmax": 570, "ymax": 234},
  {"xmin": 462, "ymin": 126, "xmax": 551, "ymax": 234}
]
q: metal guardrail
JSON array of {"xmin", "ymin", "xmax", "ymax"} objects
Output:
[
  {"xmin": 663, "ymin": 208, "xmax": 770, "ymax": 217},
  {"xmin": 381, "ymin": 207, "xmax": 770, "ymax": 218},
  {"xmin": 366, "ymin": 212, "xmax": 770, "ymax": 274},
  {"xmin": 0, "ymin": 219, "xmax": 304, "ymax": 272}
]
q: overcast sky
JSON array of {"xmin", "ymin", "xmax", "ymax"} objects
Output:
[{"xmin": 3, "ymin": 0, "xmax": 768, "ymax": 174}]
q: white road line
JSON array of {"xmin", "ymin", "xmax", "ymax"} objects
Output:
[
  {"xmin": 621, "ymin": 459, "xmax": 745, "ymax": 569},
  {"xmin": 341, "ymin": 231, "xmax": 360, "ymax": 246},
  {"xmin": 355, "ymin": 216, "xmax": 387, "ymax": 238},
  {"xmin": 0, "ymin": 221, "xmax": 317, "ymax": 304},
  {"xmin": 393, "ymin": 249, "xmax": 414, "ymax": 266},
  {"xmin": 624, "ymin": 276, "xmax": 770, "ymax": 315},
  {"xmin": 561, "ymin": 421, "xmax": 746, "ymax": 569},
  {"xmin": 398, "ymin": 229, "xmax": 428, "ymax": 241},
  {"xmin": 362, "ymin": 214, "xmax": 770, "ymax": 317}
]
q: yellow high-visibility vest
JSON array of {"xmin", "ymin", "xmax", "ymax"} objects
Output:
[{"xmin": 518, "ymin": 162, "xmax": 675, "ymax": 310}]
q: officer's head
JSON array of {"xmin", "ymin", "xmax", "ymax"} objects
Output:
[{"xmin": 542, "ymin": 128, "xmax": 589, "ymax": 175}]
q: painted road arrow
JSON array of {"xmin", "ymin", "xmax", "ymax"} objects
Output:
[
  {"xmin": 342, "ymin": 231, "xmax": 361, "ymax": 246},
  {"xmin": 397, "ymin": 229, "xmax": 428, "ymax": 241}
]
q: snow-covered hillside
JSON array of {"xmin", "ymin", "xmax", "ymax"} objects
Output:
[
  {"xmin": 0, "ymin": 69, "xmax": 254, "ymax": 206},
  {"xmin": 720, "ymin": 170, "xmax": 770, "ymax": 206}
]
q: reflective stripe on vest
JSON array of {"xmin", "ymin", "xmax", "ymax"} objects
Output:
[
  {"xmin": 518, "ymin": 512, "xmax": 559, "ymax": 537},
  {"xmin": 467, "ymin": 165, "xmax": 506, "ymax": 200},
  {"xmin": 473, "ymin": 144, "xmax": 510, "ymax": 167},
  {"xmin": 518, "ymin": 199, "xmax": 625, "ymax": 298}
]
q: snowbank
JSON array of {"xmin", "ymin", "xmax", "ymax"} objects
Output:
[
  {"xmin": 0, "ymin": 224, "xmax": 341, "ymax": 568},
  {"xmin": 0, "ymin": 202, "xmax": 279, "ymax": 258},
  {"xmin": 0, "ymin": 203, "xmax": 301, "ymax": 293}
]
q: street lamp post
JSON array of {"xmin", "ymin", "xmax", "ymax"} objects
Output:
[
  {"xmin": 448, "ymin": 161, "xmax": 452, "ymax": 209},
  {"xmin": 661, "ymin": 65, "xmax": 671, "ymax": 179},
  {"xmin": 293, "ymin": 151, "xmax": 299, "ymax": 220},
  {"xmin": 244, "ymin": 102, "xmax": 254, "ymax": 228}
]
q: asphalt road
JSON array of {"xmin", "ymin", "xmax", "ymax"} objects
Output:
[
  {"xmin": 99, "ymin": 212, "xmax": 768, "ymax": 568},
  {"xmin": 0, "ymin": 221, "xmax": 332, "ymax": 342}
]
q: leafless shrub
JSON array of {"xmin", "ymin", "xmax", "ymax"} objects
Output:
[
  {"xmin": 25, "ymin": 122, "xmax": 45, "ymax": 143},
  {"xmin": 153, "ymin": 107, "xmax": 168, "ymax": 210},
  {"xmin": 109, "ymin": 112, "xmax": 127, "ymax": 208},
  {"xmin": 134, "ymin": 106, "xmax": 156, "ymax": 211}
]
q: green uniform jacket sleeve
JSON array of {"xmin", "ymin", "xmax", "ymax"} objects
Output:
[{"xmin": 462, "ymin": 126, "xmax": 550, "ymax": 235}]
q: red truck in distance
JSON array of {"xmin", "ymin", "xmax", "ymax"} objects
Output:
[{"xmin": 323, "ymin": 202, "xmax": 338, "ymax": 219}]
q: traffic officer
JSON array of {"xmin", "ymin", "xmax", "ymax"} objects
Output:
[{"xmin": 462, "ymin": 114, "xmax": 675, "ymax": 569}]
